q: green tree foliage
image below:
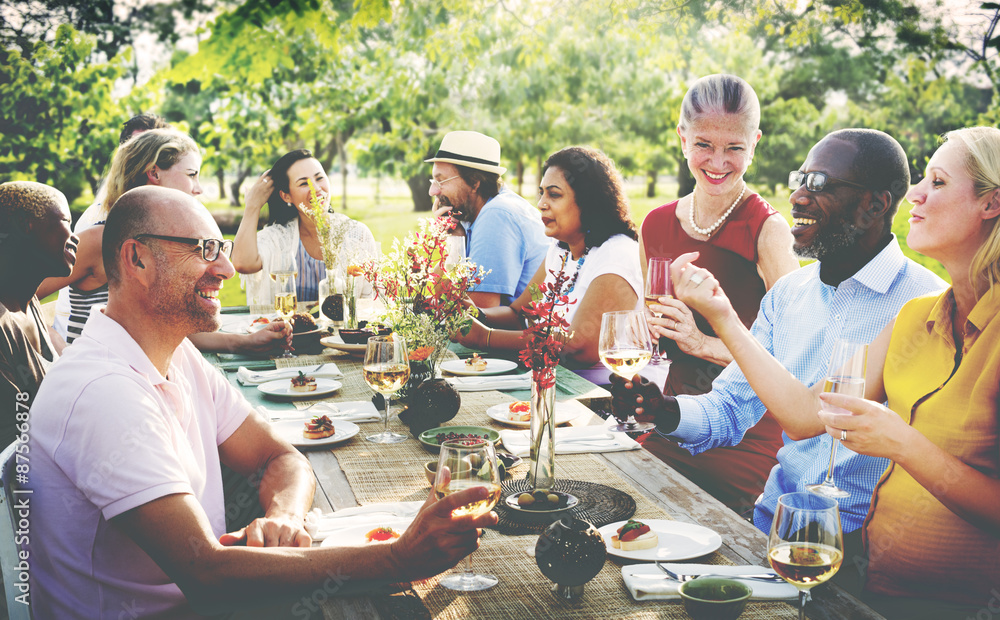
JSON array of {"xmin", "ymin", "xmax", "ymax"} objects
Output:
[{"xmin": 0, "ymin": 24, "xmax": 127, "ymax": 204}]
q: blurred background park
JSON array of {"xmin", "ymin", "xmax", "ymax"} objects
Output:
[{"xmin": 3, "ymin": 0, "xmax": 998, "ymax": 305}]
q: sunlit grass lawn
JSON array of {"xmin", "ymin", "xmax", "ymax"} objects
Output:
[{"xmin": 64, "ymin": 174, "xmax": 948, "ymax": 309}]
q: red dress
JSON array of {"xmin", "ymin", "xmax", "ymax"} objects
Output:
[{"xmin": 641, "ymin": 194, "xmax": 785, "ymax": 514}]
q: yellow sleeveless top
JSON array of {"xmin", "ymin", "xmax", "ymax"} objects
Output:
[{"xmin": 865, "ymin": 289, "xmax": 1000, "ymax": 605}]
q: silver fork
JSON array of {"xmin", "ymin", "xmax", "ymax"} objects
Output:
[{"xmin": 655, "ymin": 561, "xmax": 785, "ymax": 583}]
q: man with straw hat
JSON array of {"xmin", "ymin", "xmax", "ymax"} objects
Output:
[{"xmin": 428, "ymin": 130, "xmax": 547, "ymax": 307}]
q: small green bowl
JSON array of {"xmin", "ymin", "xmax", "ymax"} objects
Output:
[
  {"xmin": 417, "ymin": 426, "xmax": 501, "ymax": 453},
  {"xmin": 423, "ymin": 459, "xmax": 473, "ymax": 485},
  {"xmin": 678, "ymin": 577, "xmax": 752, "ymax": 620}
]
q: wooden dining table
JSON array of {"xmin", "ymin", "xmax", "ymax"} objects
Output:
[{"xmin": 210, "ymin": 310, "xmax": 884, "ymax": 620}]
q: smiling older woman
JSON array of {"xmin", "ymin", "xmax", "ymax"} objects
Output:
[
  {"xmin": 638, "ymin": 74, "xmax": 800, "ymax": 514},
  {"xmin": 457, "ymin": 146, "xmax": 642, "ymax": 376}
]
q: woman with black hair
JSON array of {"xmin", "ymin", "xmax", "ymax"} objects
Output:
[
  {"xmin": 233, "ymin": 150, "xmax": 376, "ymax": 304},
  {"xmin": 458, "ymin": 146, "xmax": 642, "ymax": 376}
]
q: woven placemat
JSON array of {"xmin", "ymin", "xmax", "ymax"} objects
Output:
[{"xmin": 494, "ymin": 479, "xmax": 636, "ymax": 535}]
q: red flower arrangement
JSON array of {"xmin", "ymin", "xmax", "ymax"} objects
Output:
[{"xmin": 518, "ymin": 265, "xmax": 577, "ymax": 390}]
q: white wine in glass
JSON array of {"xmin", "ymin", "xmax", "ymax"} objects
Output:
[
  {"xmin": 272, "ymin": 270, "xmax": 297, "ymax": 359},
  {"xmin": 768, "ymin": 492, "xmax": 844, "ymax": 620},
  {"xmin": 363, "ymin": 335, "xmax": 410, "ymax": 444},
  {"xmin": 644, "ymin": 257, "xmax": 673, "ymax": 365},
  {"xmin": 807, "ymin": 339, "xmax": 868, "ymax": 498},
  {"xmin": 434, "ymin": 438, "xmax": 501, "ymax": 591},
  {"xmin": 599, "ymin": 310, "xmax": 654, "ymax": 432}
]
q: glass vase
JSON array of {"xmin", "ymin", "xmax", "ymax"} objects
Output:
[
  {"xmin": 528, "ymin": 370, "xmax": 556, "ymax": 491},
  {"xmin": 345, "ymin": 275, "xmax": 359, "ymax": 329}
]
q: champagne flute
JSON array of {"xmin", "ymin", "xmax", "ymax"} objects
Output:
[
  {"xmin": 768, "ymin": 492, "xmax": 844, "ymax": 620},
  {"xmin": 644, "ymin": 257, "xmax": 673, "ymax": 365},
  {"xmin": 599, "ymin": 310, "xmax": 655, "ymax": 432},
  {"xmin": 273, "ymin": 271, "xmax": 297, "ymax": 359},
  {"xmin": 807, "ymin": 339, "xmax": 867, "ymax": 498},
  {"xmin": 434, "ymin": 438, "xmax": 502, "ymax": 591},
  {"xmin": 363, "ymin": 335, "xmax": 411, "ymax": 444}
]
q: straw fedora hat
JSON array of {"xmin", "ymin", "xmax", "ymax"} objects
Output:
[{"xmin": 425, "ymin": 131, "xmax": 507, "ymax": 175}]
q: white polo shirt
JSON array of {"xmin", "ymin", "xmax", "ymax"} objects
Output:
[{"xmin": 29, "ymin": 308, "xmax": 250, "ymax": 619}]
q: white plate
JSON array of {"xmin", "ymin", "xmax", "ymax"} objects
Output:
[
  {"xmin": 440, "ymin": 358, "xmax": 518, "ymax": 376},
  {"xmin": 485, "ymin": 402, "xmax": 580, "ymax": 428},
  {"xmin": 217, "ymin": 315, "xmax": 259, "ymax": 334},
  {"xmin": 257, "ymin": 378, "xmax": 343, "ymax": 398},
  {"xmin": 272, "ymin": 418, "xmax": 360, "ymax": 448},
  {"xmin": 319, "ymin": 516, "xmax": 414, "ymax": 548},
  {"xmin": 598, "ymin": 519, "xmax": 722, "ymax": 562},
  {"xmin": 320, "ymin": 336, "xmax": 367, "ymax": 355}
]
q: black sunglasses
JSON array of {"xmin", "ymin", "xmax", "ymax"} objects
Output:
[
  {"xmin": 789, "ymin": 170, "xmax": 869, "ymax": 193},
  {"xmin": 133, "ymin": 234, "xmax": 233, "ymax": 262}
]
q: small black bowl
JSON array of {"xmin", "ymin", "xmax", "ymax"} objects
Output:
[
  {"xmin": 679, "ymin": 578, "xmax": 752, "ymax": 620},
  {"xmin": 338, "ymin": 329, "xmax": 373, "ymax": 345}
]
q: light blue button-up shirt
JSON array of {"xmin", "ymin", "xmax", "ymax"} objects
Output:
[{"xmin": 668, "ymin": 237, "xmax": 947, "ymax": 533}]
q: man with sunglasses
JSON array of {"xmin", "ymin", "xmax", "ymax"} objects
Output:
[
  {"xmin": 611, "ymin": 128, "xmax": 946, "ymax": 591},
  {"xmin": 428, "ymin": 131, "xmax": 547, "ymax": 306},
  {"xmin": 28, "ymin": 186, "xmax": 497, "ymax": 618}
]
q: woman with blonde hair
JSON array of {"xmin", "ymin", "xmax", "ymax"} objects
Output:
[
  {"xmin": 38, "ymin": 129, "xmax": 290, "ymax": 352},
  {"xmin": 672, "ymin": 126, "xmax": 1000, "ymax": 619}
]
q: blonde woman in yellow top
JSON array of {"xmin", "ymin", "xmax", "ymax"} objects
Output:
[{"xmin": 667, "ymin": 126, "xmax": 1000, "ymax": 620}]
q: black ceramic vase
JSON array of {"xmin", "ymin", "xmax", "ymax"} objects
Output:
[{"xmin": 535, "ymin": 516, "xmax": 607, "ymax": 600}]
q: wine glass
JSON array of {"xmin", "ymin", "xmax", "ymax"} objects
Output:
[
  {"xmin": 644, "ymin": 257, "xmax": 673, "ymax": 365},
  {"xmin": 768, "ymin": 492, "xmax": 844, "ymax": 620},
  {"xmin": 599, "ymin": 310, "xmax": 655, "ymax": 432},
  {"xmin": 806, "ymin": 339, "xmax": 868, "ymax": 498},
  {"xmin": 362, "ymin": 335, "xmax": 411, "ymax": 444},
  {"xmin": 434, "ymin": 438, "xmax": 501, "ymax": 591},
  {"xmin": 273, "ymin": 271, "xmax": 297, "ymax": 359}
]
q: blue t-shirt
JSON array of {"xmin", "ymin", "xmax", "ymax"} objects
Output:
[
  {"xmin": 669, "ymin": 238, "xmax": 947, "ymax": 534},
  {"xmin": 466, "ymin": 189, "xmax": 547, "ymax": 302}
]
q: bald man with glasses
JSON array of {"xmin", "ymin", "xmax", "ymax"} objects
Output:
[{"xmin": 28, "ymin": 186, "xmax": 497, "ymax": 619}]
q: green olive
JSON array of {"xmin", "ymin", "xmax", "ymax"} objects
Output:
[
  {"xmin": 467, "ymin": 454, "xmax": 483, "ymax": 468},
  {"xmin": 517, "ymin": 493, "xmax": 535, "ymax": 506},
  {"xmin": 547, "ymin": 493, "xmax": 560, "ymax": 505}
]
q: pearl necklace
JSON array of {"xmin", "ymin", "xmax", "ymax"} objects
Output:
[{"xmin": 689, "ymin": 183, "xmax": 746, "ymax": 237}]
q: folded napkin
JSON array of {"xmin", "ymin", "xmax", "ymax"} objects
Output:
[
  {"xmin": 499, "ymin": 424, "xmax": 640, "ymax": 457},
  {"xmin": 304, "ymin": 501, "xmax": 424, "ymax": 542},
  {"xmin": 237, "ymin": 364, "xmax": 343, "ymax": 385},
  {"xmin": 622, "ymin": 564, "xmax": 798, "ymax": 601},
  {"xmin": 447, "ymin": 373, "xmax": 532, "ymax": 392},
  {"xmin": 257, "ymin": 401, "xmax": 381, "ymax": 423}
]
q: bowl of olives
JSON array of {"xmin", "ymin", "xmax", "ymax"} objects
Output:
[{"xmin": 504, "ymin": 489, "xmax": 579, "ymax": 516}]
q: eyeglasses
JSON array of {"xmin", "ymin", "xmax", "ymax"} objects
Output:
[
  {"xmin": 789, "ymin": 170, "xmax": 869, "ymax": 193},
  {"xmin": 428, "ymin": 174, "xmax": 461, "ymax": 189},
  {"xmin": 134, "ymin": 234, "xmax": 234, "ymax": 262}
]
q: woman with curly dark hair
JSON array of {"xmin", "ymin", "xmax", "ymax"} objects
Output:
[{"xmin": 458, "ymin": 146, "xmax": 641, "ymax": 374}]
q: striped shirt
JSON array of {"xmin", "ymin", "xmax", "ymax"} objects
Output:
[
  {"xmin": 295, "ymin": 239, "xmax": 325, "ymax": 302},
  {"xmin": 669, "ymin": 238, "xmax": 947, "ymax": 533},
  {"xmin": 66, "ymin": 284, "xmax": 109, "ymax": 344}
]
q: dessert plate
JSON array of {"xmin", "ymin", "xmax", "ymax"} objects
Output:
[
  {"xmin": 485, "ymin": 402, "xmax": 580, "ymax": 428},
  {"xmin": 598, "ymin": 519, "xmax": 722, "ymax": 562},
  {"xmin": 257, "ymin": 378, "xmax": 342, "ymax": 398},
  {"xmin": 440, "ymin": 358, "xmax": 518, "ymax": 376},
  {"xmin": 271, "ymin": 419, "xmax": 360, "ymax": 448}
]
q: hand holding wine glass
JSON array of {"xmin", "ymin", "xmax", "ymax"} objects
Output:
[
  {"xmin": 768, "ymin": 492, "xmax": 844, "ymax": 620},
  {"xmin": 644, "ymin": 257, "xmax": 673, "ymax": 365},
  {"xmin": 599, "ymin": 310, "xmax": 655, "ymax": 432},
  {"xmin": 271, "ymin": 250, "xmax": 297, "ymax": 358},
  {"xmin": 363, "ymin": 335, "xmax": 411, "ymax": 444},
  {"xmin": 434, "ymin": 438, "xmax": 501, "ymax": 591},
  {"xmin": 807, "ymin": 339, "xmax": 867, "ymax": 498}
]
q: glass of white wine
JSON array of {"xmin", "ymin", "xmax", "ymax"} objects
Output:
[
  {"xmin": 644, "ymin": 257, "xmax": 673, "ymax": 365},
  {"xmin": 434, "ymin": 438, "xmax": 501, "ymax": 591},
  {"xmin": 768, "ymin": 492, "xmax": 844, "ymax": 620},
  {"xmin": 599, "ymin": 310, "xmax": 654, "ymax": 432},
  {"xmin": 273, "ymin": 271, "xmax": 297, "ymax": 359},
  {"xmin": 807, "ymin": 339, "xmax": 868, "ymax": 498},
  {"xmin": 362, "ymin": 335, "xmax": 411, "ymax": 444}
]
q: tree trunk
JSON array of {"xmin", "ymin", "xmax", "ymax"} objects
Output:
[
  {"xmin": 646, "ymin": 168, "xmax": 657, "ymax": 198},
  {"xmin": 516, "ymin": 160, "xmax": 525, "ymax": 195},
  {"xmin": 217, "ymin": 167, "xmax": 226, "ymax": 201},
  {"xmin": 677, "ymin": 157, "xmax": 694, "ymax": 198},
  {"xmin": 408, "ymin": 175, "xmax": 433, "ymax": 212},
  {"xmin": 230, "ymin": 166, "xmax": 250, "ymax": 207},
  {"xmin": 536, "ymin": 155, "xmax": 543, "ymax": 189},
  {"xmin": 337, "ymin": 131, "xmax": 348, "ymax": 212}
]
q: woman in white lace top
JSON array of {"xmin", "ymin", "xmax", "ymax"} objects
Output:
[{"xmin": 233, "ymin": 150, "xmax": 377, "ymax": 305}]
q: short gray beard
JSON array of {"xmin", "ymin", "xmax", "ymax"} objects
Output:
[{"xmin": 794, "ymin": 220, "xmax": 866, "ymax": 261}]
